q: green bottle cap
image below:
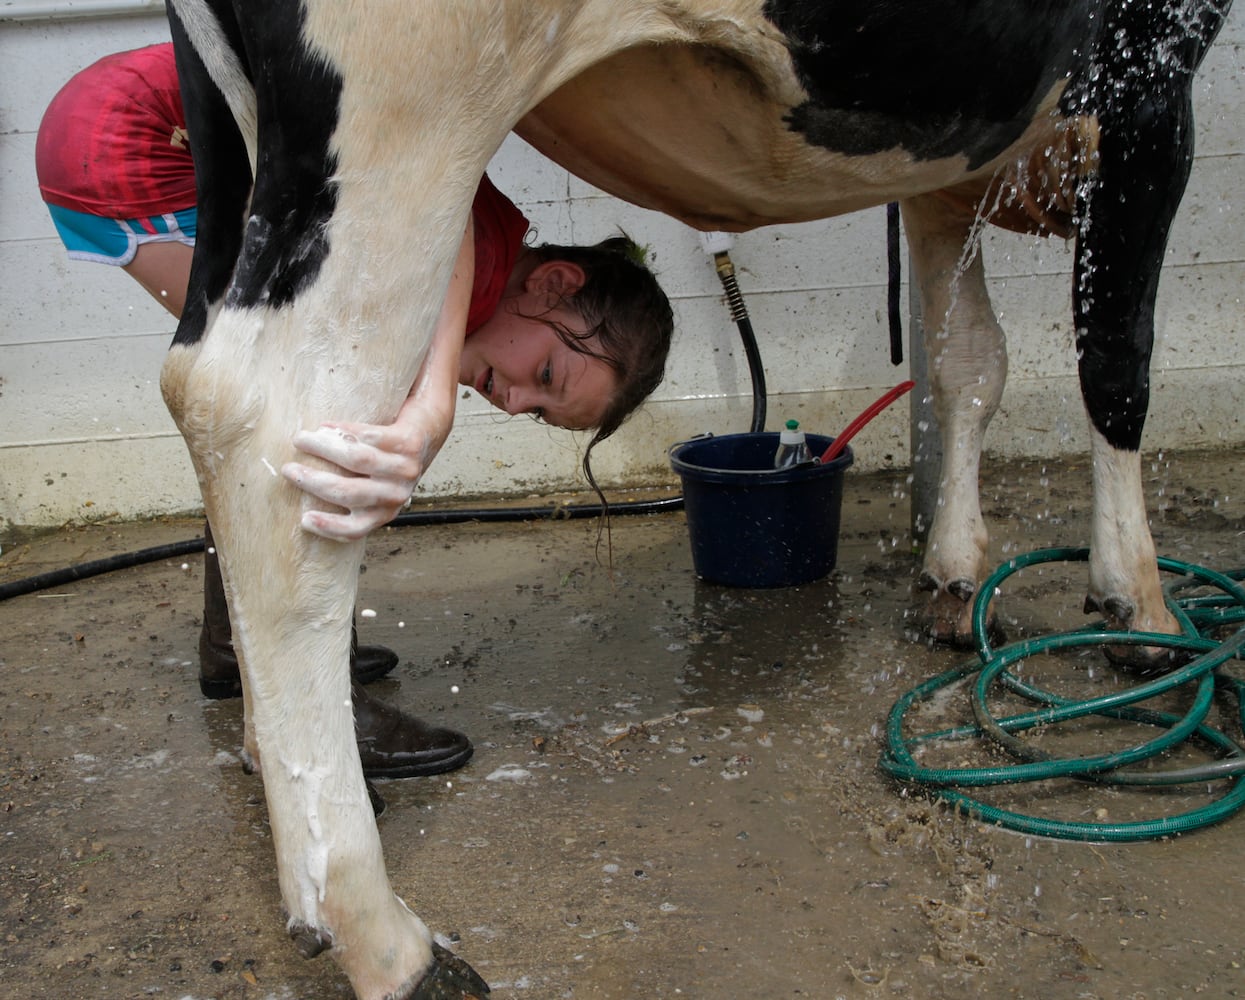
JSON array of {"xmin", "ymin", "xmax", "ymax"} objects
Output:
[{"xmin": 785, "ymin": 419, "xmax": 799, "ymax": 430}]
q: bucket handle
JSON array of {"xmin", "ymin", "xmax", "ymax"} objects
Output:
[{"xmin": 667, "ymin": 432, "xmax": 715, "ymax": 461}]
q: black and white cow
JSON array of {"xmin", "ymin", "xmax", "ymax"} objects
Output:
[{"xmin": 162, "ymin": 1, "xmax": 1231, "ymax": 996}]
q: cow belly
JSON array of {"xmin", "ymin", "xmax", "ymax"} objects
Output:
[{"xmin": 517, "ymin": 41, "xmax": 1068, "ymax": 231}]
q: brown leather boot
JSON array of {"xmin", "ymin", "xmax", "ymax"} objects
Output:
[
  {"xmin": 352, "ymin": 681, "xmax": 473, "ymax": 778},
  {"xmin": 197, "ymin": 522, "xmax": 399, "ymax": 699}
]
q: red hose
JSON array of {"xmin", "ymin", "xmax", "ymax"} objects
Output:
[{"xmin": 819, "ymin": 380, "xmax": 916, "ymax": 464}]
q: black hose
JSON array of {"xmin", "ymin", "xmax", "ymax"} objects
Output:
[
  {"xmin": 0, "ymin": 495, "xmax": 688, "ymax": 604},
  {"xmin": 0, "ymin": 538, "xmax": 206, "ymax": 601},
  {"xmin": 391, "ymin": 494, "xmax": 683, "ymax": 528},
  {"xmin": 710, "ymin": 250, "xmax": 767, "ymax": 433}
]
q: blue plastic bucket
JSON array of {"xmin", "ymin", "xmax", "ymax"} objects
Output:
[{"xmin": 669, "ymin": 432, "xmax": 853, "ymax": 588}]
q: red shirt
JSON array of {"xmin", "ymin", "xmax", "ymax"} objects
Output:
[
  {"xmin": 36, "ymin": 43, "xmax": 196, "ymax": 218},
  {"xmin": 36, "ymin": 43, "xmax": 530, "ymax": 326},
  {"xmin": 467, "ymin": 174, "xmax": 530, "ymax": 333}
]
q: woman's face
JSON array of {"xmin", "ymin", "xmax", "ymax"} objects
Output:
[{"xmin": 458, "ymin": 287, "xmax": 618, "ymax": 431}]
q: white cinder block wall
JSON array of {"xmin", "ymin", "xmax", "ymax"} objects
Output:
[{"xmin": 1, "ymin": 5, "xmax": 1241, "ymax": 532}]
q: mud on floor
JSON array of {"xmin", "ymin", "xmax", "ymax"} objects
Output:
[{"xmin": 2, "ymin": 450, "xmax": 1244, "ymax": 999}]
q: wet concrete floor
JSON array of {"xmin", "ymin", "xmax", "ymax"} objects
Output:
[{"xmin": 2, "ymin": 450, "xmax": 1244, "ymax": 999}]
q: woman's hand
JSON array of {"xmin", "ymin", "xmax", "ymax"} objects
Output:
[
  {"xmin": 281, "ymin": 390, "xmax": 454, "ymax": 540},
  {"xmin": 283, "ymin": 216, "xmax": 476, "ymax": 541}
]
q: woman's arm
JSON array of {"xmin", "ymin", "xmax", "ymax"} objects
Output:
[{"xmin": 281, "ymin": 220, "xmax": 475, "ymax": 540}]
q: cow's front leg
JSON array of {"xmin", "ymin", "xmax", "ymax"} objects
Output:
[
  {"xmin": 901, "ymin": 194, "xmax": 1007, "ymax": 647},
  {"xmin": 162, "ymin": 330, "xmax": 482, "ymax": 999}
]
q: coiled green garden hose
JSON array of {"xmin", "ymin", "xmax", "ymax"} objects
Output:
[{"xmin": 881, "ymin": 548, "xmax": 1245, "ymax": 842}]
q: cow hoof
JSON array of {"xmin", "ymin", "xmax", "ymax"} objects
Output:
[
  {"xmin": 1103, "ymin": 643, "xmax": 1188, "ymax": 677},
  {"xmin": 1084, "ymin": 593, "xmax": 1188, "ymax": 673},
  {"xmin": 288, "ymin": 919, "xmax": 333, "ymax": 959},
  {"xmin": 911, "ymin": 574, "xmax": 1005, "ymax": 650},
  {"xmin": 910, "ymin": 609, "xmax": 1006, "ymax": 651},
  {"xmin": 946, "ymin": 577, "xmax": 977, "ymax": 604},
  {"xmin": 403, "ymin": 942, "xmax": 490, "ymax": 999},
  {"xmin": 1083, "ymin": 592, "xmax": 1136, "ymax": 629}
]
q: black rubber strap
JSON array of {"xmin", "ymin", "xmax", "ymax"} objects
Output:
[{"xmin": 887, "ymin": 201, "xmax": 903, "ymax": 365}]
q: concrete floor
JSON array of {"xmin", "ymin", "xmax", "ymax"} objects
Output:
[{"xmin": 2, "ymin": 450, "xmax": 1244, "ymax": 999}]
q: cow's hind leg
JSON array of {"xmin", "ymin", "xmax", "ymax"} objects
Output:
[
  {"xmin": 901, "ymin": 194, "xmax": 1007, "ymax": 647},
  {"xmin": 1069, "ymin": 0, "xmax": 1227, "ymax": 661}
]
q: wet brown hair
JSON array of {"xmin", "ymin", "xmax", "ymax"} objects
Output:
[{"xmin": 527, "ymin": 234, "xmax": 674, "ymax": 504}]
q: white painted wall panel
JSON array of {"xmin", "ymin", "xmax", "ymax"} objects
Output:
[
  {"xmin": 1, "ymin": 238, "xmax": 174, "ymax": 342},
  {"xmin": 1, "ymin": 6, "xmax": 1241, "ymax": 531},
  {"xmin": 0, "ymin": 132, "xmax": 51, "ymax": 240},
  {"xmin": 5, "ymin": 333, "xmax": 169, "ymax": 437}
]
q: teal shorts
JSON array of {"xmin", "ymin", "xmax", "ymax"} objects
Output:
[{"xmin": 45, "ymin": 203, "xmax": 197, "ymax": 266}]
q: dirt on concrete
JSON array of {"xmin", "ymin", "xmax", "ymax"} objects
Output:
[{"xmin": 2, "ymin": 450, "xmax": 1244, "ymax": 999}]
